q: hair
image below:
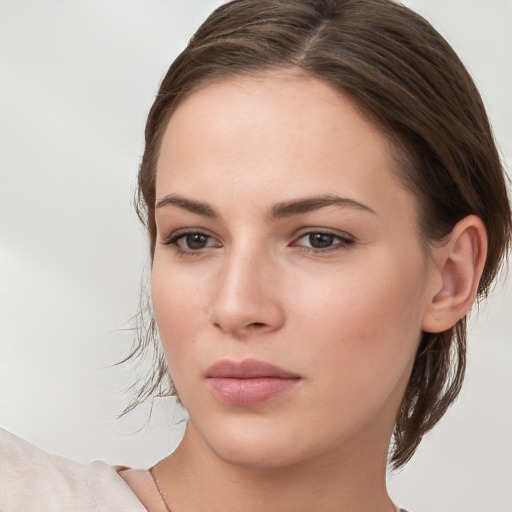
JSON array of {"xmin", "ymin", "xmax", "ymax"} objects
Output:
[{"xmin": 127, "ymin": 0, "xmax": 512, "ymax": 469}]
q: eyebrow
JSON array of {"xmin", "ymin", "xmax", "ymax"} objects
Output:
[
  {"xmin": 155, "ymin": 193, "xmax": 376, "ymax": 218},
  {"xmin": 155, "ymin": 194, "xmax": 217, "ymax": 217},
  {"xmin": 269, "ymin": 194, "xmax": 376, "ymax": 218}
]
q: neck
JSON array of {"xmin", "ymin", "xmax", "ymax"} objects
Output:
[{"xmin": 154, "ymin": 423, "xmax": 395, "ymax": 512}]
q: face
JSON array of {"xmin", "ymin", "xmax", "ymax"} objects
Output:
[{"xmin": 152, "ymin": 72, "xmax": 434, "ymax": 470}]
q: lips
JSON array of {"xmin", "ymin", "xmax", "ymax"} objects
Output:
[{"xmin": 205, "ymin": 359, "xmax": 301, "ymax": 406}]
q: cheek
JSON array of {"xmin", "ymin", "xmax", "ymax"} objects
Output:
[
  {"xmin": 287, "ymin": 269, "xmax": 424, "ymax": 437},
  {"xmin": 291, "ymin": 254, "xmax": 426, "ymax": 384},
  {"xmin": 151, "ymin": 263, "xmax": 208, "ymax": 370}
]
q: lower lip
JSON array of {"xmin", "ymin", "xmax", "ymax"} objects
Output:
[{"xmin": 207, "ymin": 377, "xmax": 300, "ymax": 406}]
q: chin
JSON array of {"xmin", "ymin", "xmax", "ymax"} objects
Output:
[
  {"xmin": 212, "ymin": 437, "xmax": 304, "ymax": 470},
  {"xmin": 188, "ymin": 414, "xmax": 331, "ymax": 471}
]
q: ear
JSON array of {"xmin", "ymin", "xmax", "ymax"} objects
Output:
[{"xmin": 421, "ymin": 215, "xmax": 488, "ymax": 334}]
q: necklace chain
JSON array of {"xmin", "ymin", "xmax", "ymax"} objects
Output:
[
  {"xmin": 149, "ymin": 462, "xmax": 403, "ymax": 512},
  {"xmin": 149, "ymin": 464, "xmax": 175, "ymax": 512}
]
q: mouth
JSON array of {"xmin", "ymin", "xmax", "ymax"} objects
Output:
[{"xmin": 205, "ymin": 358, "xmax": 302, "ymax": 406}]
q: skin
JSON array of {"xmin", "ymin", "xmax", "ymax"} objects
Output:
[{"xmin": 130, "ymin": 72, "xmax": 486, "ymax": 512}]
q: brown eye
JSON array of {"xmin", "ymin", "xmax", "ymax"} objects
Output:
[
  {"xmin": 183, "ymin": 233, "xmax": 209, "ymax": 249},
  {"xmin": 293, "ymin": 230, "xmax": 355, "ymax": 252},
  {"xmin": 308, "ymin": 233, "xmax": 335, "ymax": 249},
  {"xmin": 163, "ymin": 231, "xmax": 220, "ymax": 251}
]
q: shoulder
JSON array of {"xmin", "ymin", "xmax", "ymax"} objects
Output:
[{"xmin": 0, "ymin": 428, "xmax": 146, "ymax": 512}]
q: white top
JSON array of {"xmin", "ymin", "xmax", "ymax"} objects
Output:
[{"xmin": 0, "ymin": 428, "xmax": 146, "ymax": 511}]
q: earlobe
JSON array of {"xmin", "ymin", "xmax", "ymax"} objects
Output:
[{"xmin": 422, "ymin": 215, "xmax": 488, "ymax": 333}]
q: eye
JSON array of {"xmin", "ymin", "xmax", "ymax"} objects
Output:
[
  {"xmin": 162, "ymin": 231, "xmax": 220, "ymax": 251},
  {"xmin": 293, "ymin": 230, "xmax": 354, "ymax": 251}
]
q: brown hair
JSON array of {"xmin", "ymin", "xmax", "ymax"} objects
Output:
[{"xmin": 130, "ymin": 0, "xmax": 511, "ymax": 469}]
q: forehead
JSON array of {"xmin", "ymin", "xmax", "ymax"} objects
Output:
[{"xmin": 155, "ymin": 72, "xmax": 415, "ymax": 221}]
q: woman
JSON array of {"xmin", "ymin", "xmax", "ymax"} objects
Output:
[{"xmin": 1, "ymin": 0, "xmax": 510, "ymax": 511}]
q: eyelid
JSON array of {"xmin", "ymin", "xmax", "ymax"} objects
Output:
[
  {"xmin": 291, "ymin": 228, "xmax": 356, "ymax": 251},
  {"xmin": 293, "ymin": 227, "xmax": 354, "ymax": 240},
  {"xmin": 161, "ymin": 228, "xmax": 222, "ymax": 250},
  {"xmin": 159, "ymin": 227, "xmax": 355, "ymax": 254}
]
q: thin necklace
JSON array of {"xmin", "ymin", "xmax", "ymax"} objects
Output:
[
  {"xmin": 149, "ymin": 462, "xmax": 403, "ymax": 512},
  {"xmin": 149, "ymin": 464, "xmax": 175, "ymax": 512}
]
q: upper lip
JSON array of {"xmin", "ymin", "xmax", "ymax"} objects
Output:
[{"xmin": 205, "ymin": 358, "xmax": 300, "ymax": 379}]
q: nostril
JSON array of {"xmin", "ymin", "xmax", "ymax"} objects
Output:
[{"xmin": 248, "ymin": 322, "xmax": 266, "ymax": 328}]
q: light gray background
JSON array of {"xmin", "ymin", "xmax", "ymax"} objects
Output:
[{"xmin": 1, "ymin": 1, "xmax": 511, "ymax": 511}]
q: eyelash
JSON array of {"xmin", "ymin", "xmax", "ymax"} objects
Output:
[
  {"xmin": 161, "ymin": 229, "xmax": 355, "ymax": 256},
  {"xmin": 162, "ymin": 231, "xmax": 220, "ymax": 257},
  {"xmin": 292, "ymin": 230, "xmax": 355, "ymax": 253}
]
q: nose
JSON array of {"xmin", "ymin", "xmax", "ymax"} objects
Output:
[{"xmin": 209, "ymin": 244, "xmax": 285, "ymax": 338}]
